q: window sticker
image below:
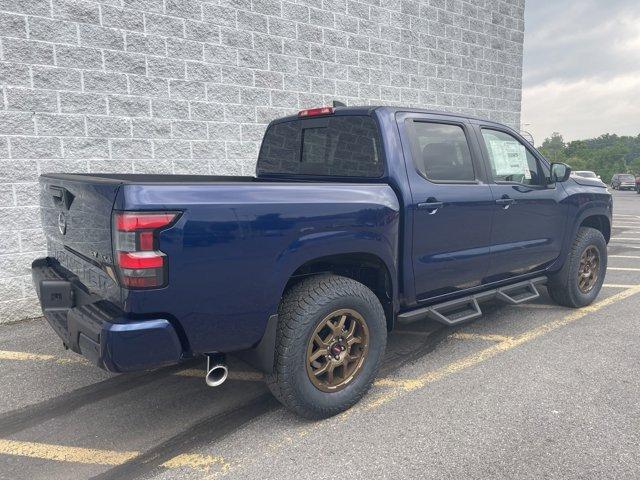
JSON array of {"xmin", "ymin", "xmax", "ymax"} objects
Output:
[{"xmin": 488, "ymin": 139, "xmax": 530, "ymax": 179}]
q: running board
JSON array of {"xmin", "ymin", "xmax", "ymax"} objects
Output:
[{"xmin": 397, "ymin": 277, "xmax": 547, "ymax": 326}]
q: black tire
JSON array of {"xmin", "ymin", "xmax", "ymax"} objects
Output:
[
  {"xmin": 266, "ymin": 274, "xmax": 387, "ymax": 419},
  {"xmin": 548, "ymin": 227, "xmax": 607, "ymax": 308}
]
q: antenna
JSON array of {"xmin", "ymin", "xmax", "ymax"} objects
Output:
[{"xmin": 332, "ymin": 100, "xmax": 347, "ymax": 108}]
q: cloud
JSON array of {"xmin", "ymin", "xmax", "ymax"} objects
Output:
[
  {"xmin": 522, "ymin": 0, "xmax": 640, "ymax": 141},
  {"xmin": 522, "ymin": 74, "xmax": 640, "ymax": 143}
]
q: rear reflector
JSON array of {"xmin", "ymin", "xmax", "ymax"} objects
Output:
[
  {"xmin": 298, "ymin": 107, "xmax": 334, "ymax": 118},
  {"xmin": 113, "ymin": 211, "xmax": 179, "ymax": 289},
  {"xmin": 121, "ymin": 275, "xmax": 164, "ymax": 288}
]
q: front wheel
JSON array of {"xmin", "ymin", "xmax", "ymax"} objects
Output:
[
  {"xmin": 266, "ymin": 274, "xmax": 387, "ymax": 419},
  {"xmin": 548, "ymin": 227, "xmax": 607, "ymax": 308}
]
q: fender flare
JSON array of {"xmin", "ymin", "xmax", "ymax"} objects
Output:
[
  {"xmin": 572, "ymin": 206, "xmax": 611, "ymax": 242},
  {"xmin": 241, "ymin": 235, "xmax": 399, "ymax": 374},
  {"xmin": 552, "ymin": 203, "xmax": 611, "ymax": 274},
  {"xmin": 263, "ymin": 227, "xmax": 399, "ymax": 317}
]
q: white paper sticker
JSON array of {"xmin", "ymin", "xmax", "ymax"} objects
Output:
[{"xmin": 488, "ymin": 140, "xmax": 530, "ymax": 179}]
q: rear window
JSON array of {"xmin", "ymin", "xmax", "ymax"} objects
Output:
[
  {"xmin": 621, "ymin": 174, "xmax": 635, "ymax": 181},
  {"xmin": 409, "ymin": 121, "xmax": 475, "ymax": 182},
  {"xmin": 257, "ymin": 115, "xmax": 383, "ymax": 177}
]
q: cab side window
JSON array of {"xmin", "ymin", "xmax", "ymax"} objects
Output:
[
  {"xmin": 481, "ymin": 129, "xmax": 544, "ymax": 186},
  {"xmin": 410, "ymin": 122, "xmax": 475, "ymax": 182}
]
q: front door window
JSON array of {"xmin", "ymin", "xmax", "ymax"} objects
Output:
[{"xmin": 481, "ymin": 129, "xmax": 544, "ymax": 186}]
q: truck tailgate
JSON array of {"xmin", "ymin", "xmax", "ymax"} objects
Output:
[{"xmin": 39, "ymin": 174, "xmax": 122, "ymax": 305}]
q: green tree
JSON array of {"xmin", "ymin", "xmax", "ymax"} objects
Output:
[
  {"xmin": 537, "ymin": 132, "xmax": 640, "ymax": 181},
  {"xmin": 539, "ymin": 132, "xmax": 566, "ymax": 163}
]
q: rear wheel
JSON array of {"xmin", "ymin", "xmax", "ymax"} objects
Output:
[
  {"xmin": 548, "ymin": 227, "xmax": 607, "ymax": 308},
  {"xmin": 266, "ymin": 274, "xmax": 387, "ymax": 419}
]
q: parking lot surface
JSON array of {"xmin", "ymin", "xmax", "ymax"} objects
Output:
[{"xmin": 0, "ymin": 189, "xmax": 639, "ymax": 479}]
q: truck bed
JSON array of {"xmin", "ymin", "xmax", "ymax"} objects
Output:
[{"xmin": 37, "ymin": 173, "xmax": 401, "ymax": 364}]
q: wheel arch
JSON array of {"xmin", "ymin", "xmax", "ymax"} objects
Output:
[
  {"xmin": 579, "ymin": 214, "xmax": 611, "ymax": 243},
  {"xmin": 283, "ymin": 252, "xmax": 396, "ymax": 330},
  {"xmin": 242, "ymin": 251, "xmax": 397, "ymax": 374}
]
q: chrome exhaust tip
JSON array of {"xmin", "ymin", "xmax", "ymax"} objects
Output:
[{"xmin": 205, "ymin": 354, "xmax": 228, "ymax": 387}]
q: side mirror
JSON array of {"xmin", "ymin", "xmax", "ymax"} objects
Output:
[{"xmin": 550, "ymin": 163, "xmax": 571, "ymax": 183}]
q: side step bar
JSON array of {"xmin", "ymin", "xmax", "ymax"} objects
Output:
[{"xmin": 397, "ymin": 277, "xmax": 547, "ymax": 326}]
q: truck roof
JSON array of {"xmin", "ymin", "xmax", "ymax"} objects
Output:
[{"xmin": 270, "ymin": 105, "xmax": 514, "ymax": 131}]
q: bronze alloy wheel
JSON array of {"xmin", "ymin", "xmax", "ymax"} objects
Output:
[
  {"xmin": 306, "ymin": 309, "xmax": 370, "ymax": 393},
  {"xmin": 578, "ymin": 245, "xmax": 600, "ymax": 294}
]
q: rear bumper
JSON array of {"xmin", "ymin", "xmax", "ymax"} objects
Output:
[{"xmin": 31, "ymin": 257, "xmax": 184, "ymax": 373}]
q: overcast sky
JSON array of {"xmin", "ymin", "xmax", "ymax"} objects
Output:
[{"xmin": 521, "ymin": 0, "xmax": 640, "ymax": 143}]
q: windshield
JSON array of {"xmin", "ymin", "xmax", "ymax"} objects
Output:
[{"xmin": 621, "ymin": 174, "xmax": 635, "ymax": 181}]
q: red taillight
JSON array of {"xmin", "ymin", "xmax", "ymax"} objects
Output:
[
  {"xmin": 117, "ymin": 251, "xmax": 164, "ymax": 269},
  {"xmin": 113, "ymin": 211, "xmax": 178, "ymax": 289},
  {"xmin": 116, "ymin": 212, "xmax": 177, "ymax": 232},
  {"xmin": 298, "ymin": 106, "xmax": 334, "ymax": 118}
]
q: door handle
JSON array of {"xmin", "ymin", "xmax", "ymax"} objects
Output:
[
  {"xmin": 417, "ymin": 200, "xmax": 444, "ymax": 214},
  {"xmin": 495, "ymin": 196, "xmax": 515, "ymax": 209}
]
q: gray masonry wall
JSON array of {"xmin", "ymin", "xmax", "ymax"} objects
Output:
[{"xmin": 0, "ymin": 0, "xmax": 525, "ymax": 323}]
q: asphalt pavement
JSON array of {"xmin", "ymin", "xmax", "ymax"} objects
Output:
[{"xmin": 0, "ymin": 189, "xmax": 639, "ymax": 479}]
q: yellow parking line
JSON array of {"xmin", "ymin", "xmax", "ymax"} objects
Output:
[
  {"xmin": 608, "ymin": 267, "xmax": 640, "ymax": 272},
  {"xmin": 0, "ymin": 439, "xmax": 138, "ymax": 466},
  {"xmin": 259, "ymin": 283, "xmax": 640, "ymax": 468},
  {"xmin": 449, "ymin": 332, "xmax": 514, "ymax": 342},
  {"xmin": 0, "ymin": 350, "xmax": 263, "ymax": 382},
  {"xmin": 609, "ymin": 255, "xmax": 640, "ymax": 259},
  {"xmin": 603, "ymin": 283, "xmax": 639, "ymax": 288},
  {"xmin": 218, "ymin": 285, "xmax": 640, "ymax": 476},
  {"xmin": 364, "ymin": 285, "xmax": 640, "ymax": 405},
  {"xmin": 161, "ymin": 453, "xmax": 230, "ymax": 473},
  {"xmin": 374, "ymin": 378, "xmax": 424, "ymax": 389},
  {"xmin": 3, "ymin": 286, "xmax": 640, "ymax": 474},
  {"xmin": 0, "ymin": 350, "xmax": 88, "ymax": 365},
  {"xmin": 0, "ymin": 438, "xmax": 230, "ymax": 472},
  {"xmin": 611, "ymin": 237, "xmax": 640, "ymax": 241}
]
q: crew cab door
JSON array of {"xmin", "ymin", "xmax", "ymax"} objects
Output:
[
  {"xmin": 473, "ymin": 123, "xmax": 567, "ymax": 281},
  {"xmin": 397, "ymin": 113, "xmax": 494, "ymax": 301}
]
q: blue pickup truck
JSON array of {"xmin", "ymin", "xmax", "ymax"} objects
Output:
[{"xmin": 33, "ymin": 106, "xmax": 612, "ymax": 418}]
